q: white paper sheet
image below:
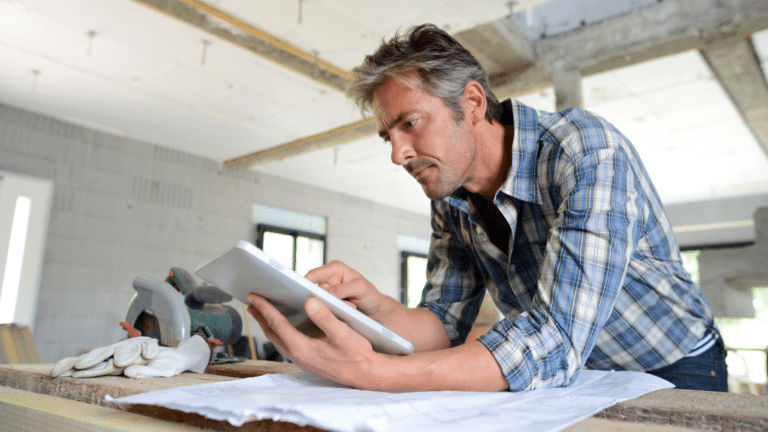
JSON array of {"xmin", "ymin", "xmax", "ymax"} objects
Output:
[{"xmin": 106, "ymin": 369, "xmax": 673, "ymax": 432}]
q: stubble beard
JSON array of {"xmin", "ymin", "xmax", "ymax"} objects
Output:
[
  {"xmin": 405, "ymin": 159, "xmax": 449, "ymax": 200},
  {"xmin": 408, "ymin": 133, "xmax": 476, "ymax": 201}
]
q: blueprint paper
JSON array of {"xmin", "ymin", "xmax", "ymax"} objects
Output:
[{"xmin": 106, "ymin": 369, "xmax": 673, "ymax": 432}]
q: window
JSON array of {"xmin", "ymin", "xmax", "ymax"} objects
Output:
[
  {"xmin": 252, "ymin": 203, "xmax": 327, "ymax": 275},
  {"xmin": 398, "ymin": 234, "xmax": 430, "ymax": 308},
  {"xmin": 256, "ymin": 225, "xmax": 326, "ymax": 276},
  {"xmin": 401, "ymin": 252, "xmax": 428, "ymax": 308},
  {"xmin": 680, "ymin": 249, "xmax": 768, "ymax": 387}
]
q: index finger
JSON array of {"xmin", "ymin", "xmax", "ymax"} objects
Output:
[{"xmin": 304, "ymin": 260, "xmax": 355, "ymax": 286}]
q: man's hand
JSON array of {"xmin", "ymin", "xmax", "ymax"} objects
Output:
[
  {"xmin": 304, "ymin": 260, "xmax": 386, "ymax": 319},
  {"xmin": 248, "ymin": 260, "xmax": 398, "ymax": 389},
  {"xmin": 246, "ymin": 260, "xmax": 507, "ymax": 392},
  {"xmin": 248, "ymin": 293, "xmax": 384, "ymax": 389}
]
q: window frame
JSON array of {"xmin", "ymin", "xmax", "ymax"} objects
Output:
[{"xmin": 255, "ymin": 224, "xmax": 327, "ymax": 272}]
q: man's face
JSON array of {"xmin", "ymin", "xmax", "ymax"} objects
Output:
[{"xmin": 372, "ymin": 71, "xmax": 477, "ymax": 200}]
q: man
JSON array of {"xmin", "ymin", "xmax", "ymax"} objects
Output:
[{"xmin": 248, "ymin": 24, "xmax": 727, "ymax": 392}]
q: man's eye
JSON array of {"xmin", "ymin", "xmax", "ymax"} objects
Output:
[{"xmin": 403, "ymin": 119, "xmax": 417, "ymax": 129}]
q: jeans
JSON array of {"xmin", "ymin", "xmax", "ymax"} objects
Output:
[{"xmin": 647, "ymin": 334, "xmax": 729, "ymax": 392}]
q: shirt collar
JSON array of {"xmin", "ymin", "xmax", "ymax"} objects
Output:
[
  {"xmin": 499, "ymin": 99, "xmax": 542, "ymax": 205},
  {"xmin": 443, "ymin": 99, "xmax": 543, "ymax": 209}
]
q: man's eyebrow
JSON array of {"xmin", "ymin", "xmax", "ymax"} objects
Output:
[{"xmin": 378, "ymin": 111, "xmax": 411, "ymax": 138}]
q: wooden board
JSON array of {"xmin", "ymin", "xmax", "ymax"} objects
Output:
[
  {"xmin": 597, "ymin": 388, "xmax": 768, "ymax": 431},
  {"xmin": 0, "ymin": 363, "xmax": 327, "ymax": 431},
  {"xmin": 1, "ymin": 363, "xmax": 767, "ymax": 431},
  {"xmin": 0, "ymin": 363, "xmax": 236, "ymax": 406},
  {"xmin": 0, "ymin": 384, "xmax": 701, "ymax": 432},
  {"xmin": 206, "ymin": 359, "xmax": 299, "ymax": 378},
  {"xmin": 0, "ymin": 324, "xmax": 39, "ymax": 364},
  {"xmin": 564, "ymin": 418, "xmax": 700, "ymax": 432},
  {"xmin": 0, "ymin": 385, "xmax": 202, "ymax": 432},
  {"xmin": 206, "ymin": 361, "xmax": 768, "ymax": 431}
]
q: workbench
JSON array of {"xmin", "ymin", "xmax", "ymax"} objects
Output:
[{"xmin": 1, "ymin": 361, "xmax": 766, "ymax": 431}]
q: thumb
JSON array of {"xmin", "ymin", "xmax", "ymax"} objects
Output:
[
  {"xmin": 51, "ymin": 354, "xmax": 86, "ymax": 377},
  {"xmin": 75, "ymin": 345, "xmax": 114, "ymax": 370},
  {"xmin": 305, "ymin": 298, "xmax": 350, "ymax": 342}
]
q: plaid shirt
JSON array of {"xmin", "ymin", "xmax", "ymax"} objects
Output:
[{"xmin": 421, "ymin": 99, "xmax": 714, "ymax": 392}]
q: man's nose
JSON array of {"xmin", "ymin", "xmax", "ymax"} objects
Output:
[{"xmin": 390, "ymin": 134, "xmax": 414, "ymax": 166}]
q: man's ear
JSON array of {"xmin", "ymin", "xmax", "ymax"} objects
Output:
[{"xmin": 463, "ymin": 81, "xmax": 487, "ymax": 124}]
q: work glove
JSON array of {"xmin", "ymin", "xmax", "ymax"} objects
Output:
[
  {"xmin": 62, "ymin": 358, "xmax": 125, "ymax": 378},
  {"xmin": 51, "ymin": 336, "xmax": 160, "ymax": 378},
  {"xmin": 123, "ymin": 334, "xmax": 212, "ymax": 378}
]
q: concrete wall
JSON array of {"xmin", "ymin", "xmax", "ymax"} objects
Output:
[{"xmin": 0, "ymin": 103, "xmax": 431, "ymax": 363}]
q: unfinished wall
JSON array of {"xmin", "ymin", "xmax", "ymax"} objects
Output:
[
  {"xmin": 698, "ymin": 207, "xmax": 768, "ymax": 318},
  {"xmin": 0, "ymin": 103, "xmax": 430, "ymax": 363}
]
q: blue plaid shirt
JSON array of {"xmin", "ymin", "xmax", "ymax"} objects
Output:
[{"xmin": 421, "ymin": 99, "xmax": 714, "ymax": 392}]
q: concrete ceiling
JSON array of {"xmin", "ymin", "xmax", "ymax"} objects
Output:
[{"xmin": 1, "ymin": 0, "xmax": 768, "ymax": 216}]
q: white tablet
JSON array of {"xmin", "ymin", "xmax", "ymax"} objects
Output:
[{"xmin": 195, "ymin": 241, "xmax": 414, "ymax": 355}]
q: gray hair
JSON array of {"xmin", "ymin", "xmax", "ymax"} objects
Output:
[{"xmin": 346, "ymin": 24, "xmax": 503, "ymax": 123}]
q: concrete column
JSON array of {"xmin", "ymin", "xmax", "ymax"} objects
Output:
[
  {"xmin": 553, "ymin": 66, "xmax": 583, "ymax": 111},
  {"xmin": 701, "ymin": 36, "xmax": 768, "ymax": 159},
  {"xmin": 699, "ymin": 207, "xmax": 768, "ymax": 317}
]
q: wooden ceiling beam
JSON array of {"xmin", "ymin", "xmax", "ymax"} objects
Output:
[{"xmin": 131, "ymin": 0, "xmax": 350, "ymax": 92}]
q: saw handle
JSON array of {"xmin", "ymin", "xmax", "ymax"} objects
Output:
[{"xmin": 120, "ymin": 321, "xmax": 142, "ymax": 338}]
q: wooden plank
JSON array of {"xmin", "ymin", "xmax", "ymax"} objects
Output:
[
  {"xmin": 564, "ymin": 418, "xmax": 700, "ymax": 432},
  {"xmin": 0, "ymin": 364, "xmax": 327, "ymax": 431},
  {"xmin": 2, "ymin": 363, "xmax": 767, "ymax": 431},
  {"xmin": 131, "ymin": 0, "xmax": 349, "ymax": 92},
  {"xmin": 0, "ymin": 385, "xmax": 203, "ymax": 431},
  {"xmin": 15, "ymin": 325, "xmax": 39, "ymax": 363},
  {"xmin": 207, "ymin": 361, "xmax": 768, "ymax": 431},
  {"xmin": 0, "ymin": 361, "xmax": 298, "ymax": 403},
  {"xmin": 0, "ymin": 385, "xmax": 699, "ymax": 432},
  {"xmin": 207, "ymin": 359, "xmax": 299, "ymax": 378},
  {"xmin": 0, "ymin": 363, "xmax": 236, "ymax": 406},
  {"xmin": 0, "ymin": 325, "xmax": 39, "ymax": 364},
  {"xmin": 0, "ymin": 327, "xmax": 15, "ymax": 364},
  {"xmin": 0, "ymin": 364, "xmax": 703, "ymax": 432},
  {"xmin": 224, "ymin": 118, "xmax": 378, "ymax": 169},
  {"xmin": 19, "ymin": 325, "xmax": 39, "ymax": 363},
  {"xmin": 598, "ymin": 389, "xmax": 768, "ymax": 432}
]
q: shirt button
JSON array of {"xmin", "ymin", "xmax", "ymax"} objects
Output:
[{"xmin": 475, "ymin": 226, "xmax": 483, "ymax": 234}]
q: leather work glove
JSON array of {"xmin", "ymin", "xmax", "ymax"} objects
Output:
[
  {"xmin": 123, "ymin": 334, "xmax": 212, "ymax": 378},
  {"xmin": 51, "ymin": 336, "xmax": 160, "ymax": 378},
  {"xmin": 67, "ymin": 358, "xmax": 125, "ymax": 378}
]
